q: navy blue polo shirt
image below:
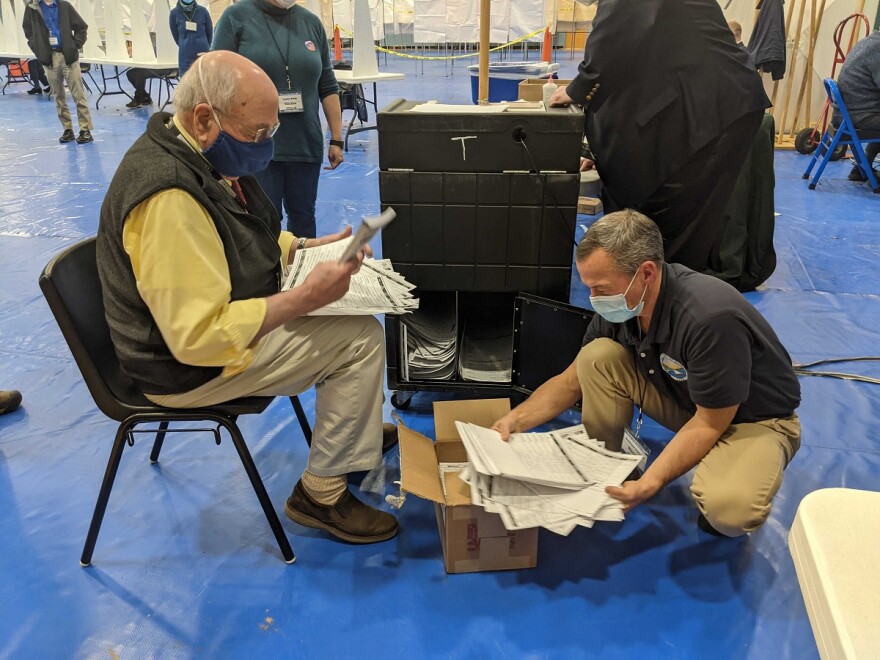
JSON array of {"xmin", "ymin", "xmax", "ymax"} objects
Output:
[{"xmin": 583, "ymin": 262, "xmax": 801, "ymax": 423}]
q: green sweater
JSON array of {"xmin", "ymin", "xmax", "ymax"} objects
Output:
[{"xmin": 212, "ymin": 0, "xmax": 337, "ymax": 162}]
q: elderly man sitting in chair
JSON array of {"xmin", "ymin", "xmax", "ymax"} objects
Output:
[{"xmin": 96, "ymin": 51, "xmax": 398, "ymax": 545}]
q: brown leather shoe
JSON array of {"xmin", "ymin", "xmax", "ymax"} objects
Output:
[
  {"xmin": 0, "ymin": 390, "xmax": 22, "ymax": 415},
  {"xmin": 382, "ymin": 423, "xmax": 399, "ymax": 454},
  {"xmin": 285, "ymin": 480, "xmax": 399, "ymax": 544}
]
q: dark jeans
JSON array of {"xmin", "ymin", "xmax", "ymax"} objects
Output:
[
  {"xmin": 28, "ymin": 59, "xmax": 49, "ymax": 87},
  {"xmin": 851, "ymin": 112, "xmax": 880, "ymax": 165},
  {"xmin": 126, "ymin": 68, "xmax": 175, "ymax": 99},
  {"xmin": 254, "ymin": 160, "xmax": 322, "ymax": 237},
  {"xmin": 832, "ymin": 109, "xmax": 880, "ymax": 166},
  {"xmin": 606, "ymin": 110, "xmax": 764, "ymax": 272}
]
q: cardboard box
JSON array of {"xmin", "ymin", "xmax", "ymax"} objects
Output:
[
  {"xmin": 398, "ymin": 399, "xmax": 539, "ymax": 574},
  {"xmin": 518, "ymin": 78, "xmax": 573, "ymax": 102},
  {"xmin": 578, "ymin": 196, "xmax": 603, "ymax": 215}
]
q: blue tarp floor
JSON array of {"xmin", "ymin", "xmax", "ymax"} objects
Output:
[{"xmin": 1, "ymin": 53, "xmax": 878, "ymax": 658}]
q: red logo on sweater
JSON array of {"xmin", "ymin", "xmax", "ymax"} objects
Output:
[{"xmin": 304, "ymin": 40, "xmax": 316, "ymax": 51}]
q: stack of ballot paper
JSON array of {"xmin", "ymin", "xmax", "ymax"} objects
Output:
[
  {"xmin": 401, "ymin": 293, "xmax": 457, "ymax": 380},
  {"xmin": 282, "ymin": 237, "xmax": 418, "ymax": 315},
  {"xmin": 455, "ymin": 423, "xmax": 643, "ymax": 536}
]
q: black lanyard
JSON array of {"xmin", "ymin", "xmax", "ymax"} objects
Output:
[
  {"xmin": 263, "ymin": 11, "xmax": 293, "ymax": 91},
  {"xmin": 629, "ymin": 322, "xmax": 647, "ymax": 438}
]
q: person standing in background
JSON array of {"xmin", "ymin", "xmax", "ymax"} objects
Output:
[
  {"xmin": 212, "ymin": 0, "xmax": 344, "ymax": 237},
  {"xmin": 22, "ymin": 0, "xmax": 94, "ymax": 144},
  {"xmin": 170, "ymin": 0, "xmax": 213, "ymax": 76}
]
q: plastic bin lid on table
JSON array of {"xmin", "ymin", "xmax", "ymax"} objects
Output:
[{"xmin": 466, "ymin": 61, "xmax": 560, "ymax": 80}]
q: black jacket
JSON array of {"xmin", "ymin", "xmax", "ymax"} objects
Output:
[
  {"xmin": 566, "ymin": 0, "xmax": 769, "ymax": 209},
  {"xmin": 22, "ymin": 0, "xmax": 87, "ymax": 67},
  {"xmin": 748, "ymin": 0, "xmax": 786, "ymax": 75}
]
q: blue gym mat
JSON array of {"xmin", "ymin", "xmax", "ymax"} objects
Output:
[{"xmin": 1, "ymin": 53, "xmax": 878, "ymax": 659}]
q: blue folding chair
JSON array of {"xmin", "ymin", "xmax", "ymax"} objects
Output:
[{"xmin": 803, "ymin": 78, "xmax": 880, "ymax": 194}]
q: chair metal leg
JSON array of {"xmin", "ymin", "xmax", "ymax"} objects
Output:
[
  {"xmin": 809, "ymin": 132, "xmax": 843, "ymax": 189},
  {"xmin": 222, "ymin": 420, "xmax": 295, "ymax": 564},
  {"xmin": 81, "ymin": 420, "xmax": 132, "ymax": 566},
  {"xmin": 149, "ymin": 420, "xmax": 170, "ymax": 463},
  {"xmin": 290, "ymin": 395, "xmax": 313, "ymax": 447}
]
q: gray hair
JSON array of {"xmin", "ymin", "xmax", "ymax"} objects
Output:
[
  {"xmin": 173, "ymin": 56, "xmax": 238, "ymax": 115},
  {"xmin": 575, "ymin": 209, "xmax": 664, "ymax": 275}
]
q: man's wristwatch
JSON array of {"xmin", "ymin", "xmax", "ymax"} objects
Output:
[
  {"xmin": 297, "ymin": 236, "xmax": 307, "ymax": 250},
  {"xmin": 329, "ymin": 139, "xmax": 344, "ymax": 149}
]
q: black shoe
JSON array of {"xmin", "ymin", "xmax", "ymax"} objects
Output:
[
  {"xmin": 697, "ymin": 513, "xmax": 726, "ymax": 537},
  {"xmin": 284, "ymin": 480, "xmax": 399, "ymax": 544},
  {"xmin": 27, "ymin": 87, "xmax": 42, "ymax": 95},
  {"xmin": 125, "ymin": 96, "xmax": 152, "ymax": 109},
  {"xmin": 43, "ymin": 86, "xmax": 51, "ymax": 93},
  {"xmin": 59, "ymin": 129, "xmax": 75, "ymax": 143},
  {"xmin": 382, "ymin": 423, "xmax": 399, "ymax": 454},
  {"xmin": 846, "ymin": 165, "xmax": 880, "ymax": 182},
  {"xmin": 848, "ymin": 166, "xmax": 868, "ymax": 182},
  {"xmin": 76, "ymin": 129, "xmax": 93, "ymax": 144},
  {"xmin": 0, "ymin": 390, "xmax": 22, "ymax": 415}
]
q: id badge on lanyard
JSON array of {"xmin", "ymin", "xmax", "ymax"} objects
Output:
[
  {"xmin": 279, "ymin": 91, "xmax": 303, "ymax": 113},
  {"xmin": 621, "ymin": 426, "xmax": 650, "ymax": 474},
  {"xmin": 49, "ymin": 36, "xmax": 59, "ymax": 47}
]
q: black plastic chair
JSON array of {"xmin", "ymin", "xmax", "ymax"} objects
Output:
[{"xmin": 39, "ymin": 237, "xmax": 313, "ymax": 566}]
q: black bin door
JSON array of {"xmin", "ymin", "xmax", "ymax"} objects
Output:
[{"xmin": 512, "ymin": 293, "xmax": 593, "ymax": 394}]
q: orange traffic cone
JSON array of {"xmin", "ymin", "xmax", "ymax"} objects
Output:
[
  {"xmin": 541, "ymin": 26, "xmax": 552, "ymax": 63},
  {"xmin": 334, "ymin": 25, "xmax": 343, "ymax": 61}
]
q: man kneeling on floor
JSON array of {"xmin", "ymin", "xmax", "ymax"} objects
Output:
[
  {"xmin": 492, "ymin": 210, "xmax": 801, "ymax": 537},
  {"xmin": 96, "ymin": 50, "xmax": 398, "ymax": 544}
]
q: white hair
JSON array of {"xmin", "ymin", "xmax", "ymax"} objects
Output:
[{"xmin": 173, "ymin": 55, "xmax": 238, "ymax": 115}]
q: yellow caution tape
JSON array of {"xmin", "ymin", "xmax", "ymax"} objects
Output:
[{"xmin": 334, "ymin": 26, "xmax": 546, "ymax": 61}]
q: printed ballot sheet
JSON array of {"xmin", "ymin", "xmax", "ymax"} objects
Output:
[
  {"xmin": 453, "ymin": 424, "xmax": 637, "ymax": 535},
  {"xmin": 455, "ymin": 423, "xmax": 642, "ymax": 488},
  {"xmin": 282, "ymin": 238, "xmax": 418, "ymax": 316}
]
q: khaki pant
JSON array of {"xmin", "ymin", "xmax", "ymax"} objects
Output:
[
  {"xmin": 577, "ymin": 338, "xmax": 800, "ymax": 537},
  {"xmin": 148, "ymin": 315, "xmax": 386, "ymax": 478},
  {"xmin": 46, "ymin": 52, "xmax": 92, "ymax": 131}
]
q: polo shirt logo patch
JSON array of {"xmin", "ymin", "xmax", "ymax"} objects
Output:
[
  {"xmin": 660, "ymin": 353, "xmax": 688, "ymax": 381},
  {"xmin": 304, "ymin": 40, "xmax": 316, "ymax": 51}
]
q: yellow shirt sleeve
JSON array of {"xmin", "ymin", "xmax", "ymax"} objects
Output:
[
  {"xmin": 122, "ymin": 188, "xmax": 268, "ymax": 378},
  {"xmin": 278, "ymin": 230, "xmax": 296, "ymax": 265}
]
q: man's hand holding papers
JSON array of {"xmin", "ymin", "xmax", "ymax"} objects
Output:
[
  {"xmin": 455, "ymin": 423, "xmax": 643, "ymax": 534},
  {"xmin": 283, "ymin": 236, "xmax": 418, "ymax": 316}
]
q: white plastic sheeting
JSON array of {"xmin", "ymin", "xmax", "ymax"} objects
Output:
[
  {"xmin": 412, "ymin": 0, "xmax": 544, "ymax": 44},
  {"xmin": 0, "ymin": 0, "xmax": 179, "ymax": 64}
]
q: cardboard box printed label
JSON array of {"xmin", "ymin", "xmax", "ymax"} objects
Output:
[{"xmin": 398, "ymin": 399, "xmax": 539, "ymax": 574}]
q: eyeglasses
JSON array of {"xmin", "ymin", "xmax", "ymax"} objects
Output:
[{"xmin": 212, "ymin": 106, "xmax": 280, "ymax": 143}]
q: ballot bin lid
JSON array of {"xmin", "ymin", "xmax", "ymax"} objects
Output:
[{"xmin": 511, "ymin": 293, "xmax": 593, "ymax": 394}]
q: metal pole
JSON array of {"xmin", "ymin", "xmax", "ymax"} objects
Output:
[{"xmin": 478, "ymin": 0, "xmax": 490, "ymax": 103}]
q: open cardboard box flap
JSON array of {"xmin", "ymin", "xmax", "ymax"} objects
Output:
[{"xmin": 399, "ymin": 398, "xmax": 511, "ymax": 507}]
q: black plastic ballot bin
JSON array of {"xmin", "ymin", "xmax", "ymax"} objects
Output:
[{"xmin": 377, "ymin": 99, "xmax": 591, "ymax": 408}]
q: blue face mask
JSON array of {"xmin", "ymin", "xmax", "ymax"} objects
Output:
[
  {"xmin": 589, "ymin": 270, "xmax": 647, "ymax": 323},
  {"xmin": 201, "ymin": 118, "xmax": 275, "ymax": 179},
  {"xmin": 197, "ymin": 57, "xmax": 275, "ymax": 179},
  {"xmin": 180, "ymin": 0, "xmax": 194, "ymax": 4}
]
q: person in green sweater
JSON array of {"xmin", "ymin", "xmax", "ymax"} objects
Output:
[{"xmin": 212, "ymin": 0, "xmax": 343, "ymax": 238}]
